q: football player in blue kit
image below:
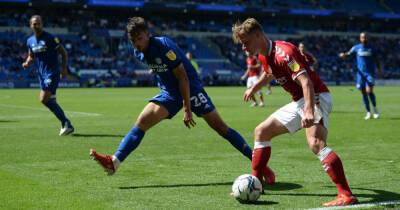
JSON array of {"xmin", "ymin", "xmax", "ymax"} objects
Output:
[
  {"xmin": 90, "ymin": 17, "xmax": 253, "ymax": 175},
  {"xmin": 22, "ymin": 15, "xmax": 74, "ymax": 135},
  {"xmin": 339, "ymin": 32, "xmax": 381, "ymax": 120}
]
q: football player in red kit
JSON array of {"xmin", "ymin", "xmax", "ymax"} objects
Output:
[
  {"xmin": 241, "ymin": 52, "xmax": 265, "ymax": 107},
  {"xmin": 232, "ymin": 18, "xmax": 357, "ymax": 207}
]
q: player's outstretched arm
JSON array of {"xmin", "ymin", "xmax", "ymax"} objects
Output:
[
  {"xmin": 22, "ymin": 50, "xmax": 34, "ymax": 69},
  {"xmin": 173, "ymin": 63, "xmax": 196, "ymax": 129},
  {"xmin": 339, "ymin": 47, "xmax": 354, "ymax": 59},
  {"xmin": 57, "ymin": 45, "xmax": 69, "ymax": 78}
]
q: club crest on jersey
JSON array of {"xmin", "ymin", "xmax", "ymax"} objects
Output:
[
  {"xmin": 288, "ymin": 60, "xmax": 300, "ymax": 72},
  {"xmin": 166, "ymin": 50, "xmax": 177, "ymax": 61}
]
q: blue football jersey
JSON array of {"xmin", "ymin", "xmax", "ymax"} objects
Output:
[
  {"xmin": 26, "ymin": 31, "xmax": 61, "ymax": 75},
  {"xmin": 134, "ymin": 36, "xmax": 203, "ymax": 95},
  {"xmin": 349, "ymin": 44, "xmax": 377, "ymax": 75}
]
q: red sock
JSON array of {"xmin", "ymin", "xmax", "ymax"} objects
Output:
[
  {"xmin": 320, "ymin": 148, "xmax": 352, "ymax": 196},
  {"xmin": 252, "ymin": 146, "xmax": 271, "ymax": 181}
]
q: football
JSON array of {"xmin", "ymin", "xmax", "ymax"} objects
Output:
[{"xmin": 231, "ymin": 174, "xmax": 262, "ymax": 202}]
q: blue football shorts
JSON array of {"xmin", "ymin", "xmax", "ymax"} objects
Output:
[
  {"xmin": 149, "ymin": 89, "xmax": 215, "ymax": 119},
  {"xmin": 356, "ymin": 72, "xmax": 375, "ymax": 90},
  {"xmin": 39, "ymin": 73, "xmax": 60, "ymax": 95}
]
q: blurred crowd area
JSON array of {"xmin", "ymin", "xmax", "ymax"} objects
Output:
[{"xmin": 1, "ymin": 1, "xmax": 399, "ymax": 87}]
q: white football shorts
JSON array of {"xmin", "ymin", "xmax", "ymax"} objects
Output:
[
  {"xmin": 247, "ymin": 76, "xmax": 262, "ymax": 95},
  {"xmin": 271, "ymin": 92, "xmax": 332, "ymax": 134}
]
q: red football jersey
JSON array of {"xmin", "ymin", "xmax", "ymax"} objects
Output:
[
  {"xmin": 258, "ymin": 40, "xmax": 329, "ymax": 101},
  {"xmin": 246, "ymin": 56, "xmax": 260, "ymax": 77}
]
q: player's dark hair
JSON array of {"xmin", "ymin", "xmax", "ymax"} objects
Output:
[{"xmin": 126, "ymin": 17, "xmax": 148, "ymax": 37}]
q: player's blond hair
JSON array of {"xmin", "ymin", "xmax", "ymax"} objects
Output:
[
  {"xmin": 232, "ymin": 18, "xmax": 263, "ymax": 44},
  {"xmin": 126, "ymin": 17, "xmax": 148, "ymax": 37}
]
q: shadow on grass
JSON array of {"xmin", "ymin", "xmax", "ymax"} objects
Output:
[
  {"xmin": 388, "ymin": 117, "xmax": 400, "ymax": 121},
  {"xmin": 332, "ymin": 110, "xmax": 364, "ymax": 114},
  {"xmin": 0, "ymin": 120, "xmax": 18, "ymax": 123},
  {"xmin": 237, "ymin": 200, "xmax": 279, "ymax": 205},
  {"xmin": 72, "ymin": 133, "xmax": 124, "ymax": 138},
  {"xmin": 120, "ymin": 181, "xmax": 301, "ymax": 191},
  {"xmin": 281, "ymin": 186, "xmax": 400, "ymax": 203},
  {"xmin": 265, "ymin": 182, "xmax": 303, "ymax": 191},
  {"xmin": 119, "ymin": 181, "xmax": 233, "ymax": 190},
  {"xmin": 351, "ymin": 187, "xmax": 400, "ymax": 204}
]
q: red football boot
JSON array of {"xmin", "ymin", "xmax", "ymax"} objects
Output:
[
  {"xmin": 323, "ymin": 194, "xmax": 358, "ymax": 207},
  {"xmin": 90, "ymin": 149, "xmax": 115, "ymax": 175}
]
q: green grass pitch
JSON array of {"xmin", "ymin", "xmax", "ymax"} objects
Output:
[{"xmin": 0, "ymin": 86, "xmax": 399, "ymax": 209}]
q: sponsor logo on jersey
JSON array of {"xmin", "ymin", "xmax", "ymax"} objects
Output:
[
  {"xmin": 357, "ymin": 49, "xmax": 372, "ymax": 56},
  {"xmin": 31, "ymin": 41, "xmax": 47, "ymax": 53},
  {"xmin": 288, "ymin": 60, "xmax": 300, "ymax": 72},
  {"xmin": 54, "ymin": 37, "xmax": 60, "ymax": 44},
  {"xmin": 148, "ymin": 64, "xmax": 168, "ymax": 73},
  {"xmin": 166, "ymin": 50, "xmax": 177, "ymax": 61}
]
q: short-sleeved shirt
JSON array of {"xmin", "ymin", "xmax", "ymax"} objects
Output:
[
  {"xmin": 258, "ymin": 40, "xmax": 329, "ymax": 101},
  {"xmin": 246, "ymin": 56, "xmax": 260, "ymax": 77},
  {"xmin": 26, "ymin": 31, "xmax": 61, "ymax": 76},
  {"xmin": 134, "ymin": 36, "xmax": 203, "ymax": 96},
  {"xmin": 349, "ymin": 44, "xmax": 376, "ymax": 75}
]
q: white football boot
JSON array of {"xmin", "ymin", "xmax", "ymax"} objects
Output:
[
  {"xmin": 59, "ymin": 121, "xmax": 74, "ymax": 136},
  {"xmin": 364, "ymin": 112, "xmax": 372, "ymax": 120},
  {"xmin": 373, "ymin": 107, "xmax": 380, "ymax": 119}
]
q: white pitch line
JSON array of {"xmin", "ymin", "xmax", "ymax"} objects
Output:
[
  {"xmin": 307, "ymin": 200, "xmax": 400, "ymax": 210},
  {"xmin": 0, "ymin": 104, "xmax": 102, "ymax": 117}
]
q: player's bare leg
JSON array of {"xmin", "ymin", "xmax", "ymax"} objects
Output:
[
  {"xmin": 90, "ymin": 102, "xmax": 169, "ymax": 175},
  {"xmin": 266, "ymin": 84, "xmax": 272, "ymax": 95},
  {"xmin": 250, "ymin": 95, "xmax": 258, "ymax": 107},
  {"xmin": 202, "ymin": 110, "xmax": 253, "ymax": 160},
  {"xmin": 252, "ymin": 117, "xmax": 288, "ymax": 189},
  {"xmin": 258, "ymin": 92, "xmax": 264, "ymax": 107},
  {"xmin": 305, "ymin": 123, "xmax": 357, "ymax": 206}
]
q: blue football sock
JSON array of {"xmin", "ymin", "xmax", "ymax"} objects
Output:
[
  {"xmin": 45, "ymin": 98, "xmax": 68, "ymax": 126},
  {"xmin": 224, "ymin": 128, "xmax": 253, "ymax": 160},
  {"xmin": 114, "ymin": 126, "xmax": 145, "ymax": 162},
  {"xmin": 362, "ymin": 94, "xmax": 370, "ymax": 112},
  {"xmin": 368, "ymin": 92, "xmax": 377, "ymax": 107}
]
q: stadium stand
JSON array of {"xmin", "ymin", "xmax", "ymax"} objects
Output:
[{"xmin": 0, "ymin": 0, "xmax": 399, "ymax": 87}]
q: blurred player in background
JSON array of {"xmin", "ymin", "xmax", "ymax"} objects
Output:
[
  {"xmin": 233, "ymin": 18, "xmax": 357, "ymax": 207},
  {"xmin": 241, "ymin": 51, "xmax": 265, "ymax": 107},
  {"xmin": 298, "ymin": 42, "xmax": 318, "ymax": 71},
  {"xmin": 22, "ymin": 15, "xmax": 74, "ymax": 136},
  {"xmin": 339, "ymin": 32, "xmax": 381, "ymax": 120},
  {"xmin": 90, "ymin": 17, "xmax": 253, "ymax": 175}
]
